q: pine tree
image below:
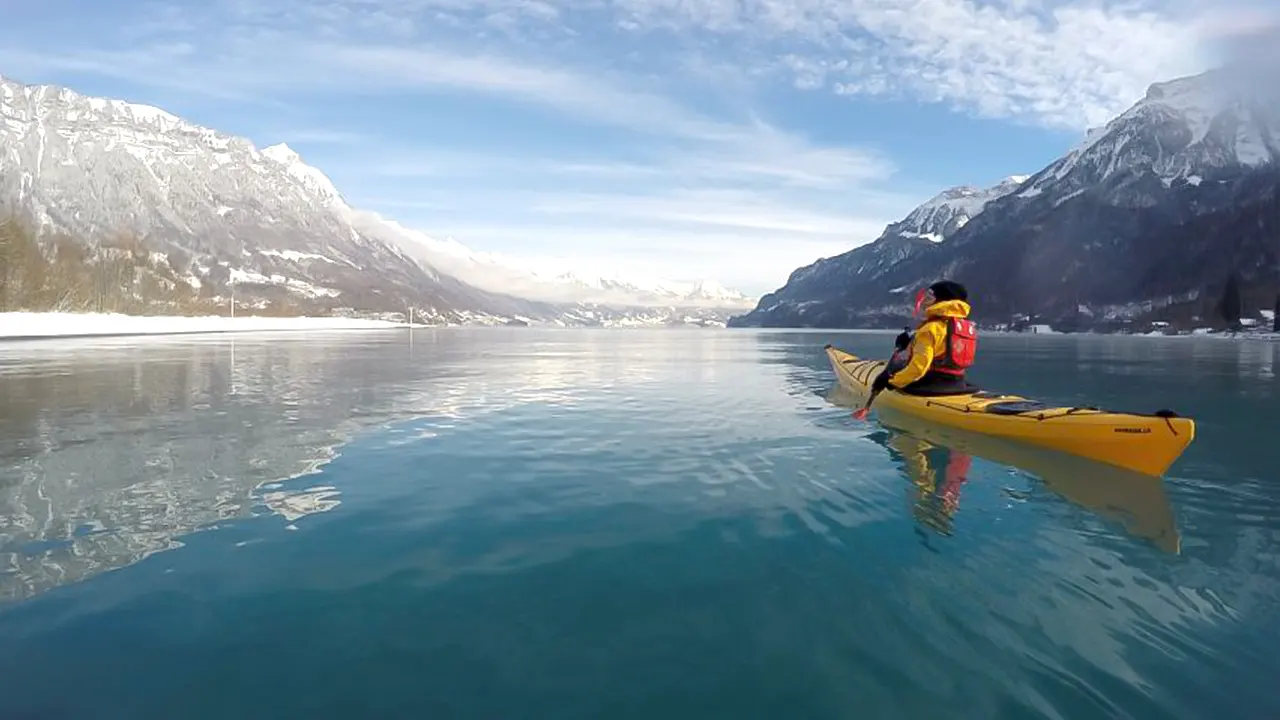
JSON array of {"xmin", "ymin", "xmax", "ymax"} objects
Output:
[{"xmin": 1218, "ymin": 272, "xmax": 1243, "ymax": 331}]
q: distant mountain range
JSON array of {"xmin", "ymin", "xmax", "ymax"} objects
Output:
[
  {"xmin": 730, "ymin": 68, "xmax": 1280, "ymax": 332},
  {"xmin": 350, "ymin": 211, "xmax": 754, "ymax": 310},
  {"xmin": 0, "ymin": 74, "xmax": 753, "ymax": 327}
]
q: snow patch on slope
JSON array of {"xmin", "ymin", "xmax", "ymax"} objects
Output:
[
  {"xmin": 890, "ymin": 174, "xmax": 1028, "ymax": 241},
  {"xmin": 262, "ymin": 143, "xmax": 345, "ymax": 205},
  {"xmin": 258, "ymin": 249, "xmax": 340, "ymax": 265}
]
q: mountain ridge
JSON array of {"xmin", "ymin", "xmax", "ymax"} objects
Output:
[
  {"xmin": 730, "ymin": 68, "xmax": 1280, "ymax": 332},
  {"xmin": 731, "ymin": 172, "xmax": 1030, "ymax": 328},
  {"xmin": 0, "ymin": 72, "xmax": 752, "ymax": 327}
]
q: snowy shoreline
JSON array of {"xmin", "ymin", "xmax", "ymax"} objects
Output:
[
  {"xmin": 0, "ymin": 312, "xmax": 423, "ymax": 342},
  {"xmin": 3, "ymin": 312, "xmax": 1276, "ymax": 343}
]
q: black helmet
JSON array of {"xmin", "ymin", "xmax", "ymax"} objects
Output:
[{"xmin": 929, "ymin": 280, "xmax": 968, "ymax": 302}]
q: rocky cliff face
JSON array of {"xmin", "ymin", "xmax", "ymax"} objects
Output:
[
  {"xmin": 730, "ymin": 69, "xmax": 1280, "ymax": 330},
  {"xmin": 0, "ymin": 75, "xmax": 479, "ymax": 317},
  {"xmin": 0, "ymin": 74, "xmax": 751, "ymax": 326}
]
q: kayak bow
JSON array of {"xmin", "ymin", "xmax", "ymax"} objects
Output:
[{"xmin": 825, "ymin": 344, "xmax": 1196, "ymax": 477}]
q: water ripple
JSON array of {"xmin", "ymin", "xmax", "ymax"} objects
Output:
[{"xmin": 0, "ymin": 329, "xmax": 1278, "ymax": 718}]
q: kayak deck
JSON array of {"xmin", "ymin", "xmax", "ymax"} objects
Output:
[{"xmin": 825, "ymin": 344, "xmax": 1196, "ymax": 477}]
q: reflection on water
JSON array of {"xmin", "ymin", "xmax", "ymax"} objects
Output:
[
  {"xmin": 885, "ymin": 430, "xmax": 970, "ymax": 539},
  {"xmin": 0, "ymin": 329, "xmax": 835, "ymax": 602},
  {"xmin": 0, "ymin": 329, "xmax": 675, "ymax": 602},
  {"xmin": 0, "ymin": 335, "xmax": 366, "ymax": 601},
  {"xmin": 824, "ymin": 383, "xmax": 1183, "ymax": 554}
]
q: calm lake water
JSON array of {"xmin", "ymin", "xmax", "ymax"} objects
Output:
[{"xmin": 1, "ymin": 328, "xmax": 1278, "ymax": 719}]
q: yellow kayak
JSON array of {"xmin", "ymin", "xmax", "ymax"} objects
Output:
[
  {"xmin": 825, "ymin": 344, "xmax": 1196, "ymax": 477},
  {"xmin": 825, "ymin": 383, "xmax": 1181, "ymax": 552}
]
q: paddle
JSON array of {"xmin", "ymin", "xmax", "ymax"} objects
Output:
[
  {"xmin": 852, "ymin": 349, "xmax": 899, "ymax": 420},
  {"xmin": 851, "ymin": 393, "xmax": 879, "ymax": 421},
  {"xmin": 852, "ymin": 328, "xmax": 911, "ymax": 421},
  {"xmin": 853, "ymin": 289, "xmax": 930, "ymax": 421}
]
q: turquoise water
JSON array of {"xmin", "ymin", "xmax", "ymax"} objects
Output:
[{"xmin": 1, "ymin": 328, "xmax": 1278, "ymax": 719}]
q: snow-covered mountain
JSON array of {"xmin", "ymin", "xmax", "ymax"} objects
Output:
[
  {"xmin": 732, "ymin": 67, "xmax": 1280, "ymax": 330},
  {"xmin": 892, "ymin": 175, "xmax": 1030, "ymax": 243},
  {"xmin": 0, "ymin": 73, "xmax": 511, "ymax": 320},
  {"xmin": 0, "ymin": 73, "xmax": 750, "ymax": 326},
  {"xmin": 348, "ymin": 210, "xmax": 755, "ymax": 310},
  {"xmin": 730, "ymin": 174, "xmax": 1028, "ymax": 328},
  {"xmin": 1014, "ymin": 69, "xmax": 1280, "ymax": 202},
  {"xmin": 539, "ymin": 271, "xmax": 751, "ymax": 308}
]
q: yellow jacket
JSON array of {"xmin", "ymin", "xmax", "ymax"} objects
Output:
[{"xmin": 889, "ymin": 299, "xmax": 972, "ymax": 388}]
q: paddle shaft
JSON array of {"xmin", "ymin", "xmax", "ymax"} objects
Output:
[
  {"xmin": 853, "ymin": 329, "xmax": 910, "ymax": 419},
  {"xmin": 855, "ymin": 382, "xmax": 888, "ymax": 418}
]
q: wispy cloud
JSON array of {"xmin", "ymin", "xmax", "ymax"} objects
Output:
[
  {"xmin": 5, "ymin": 0, "xmax": 1230, "ymax": 131},
  {"xmin": 341, "ymin": 176, "xmax": 915, "ymax": 292},
  {"xmin": 601, "ymin": 0, "xmax": 1219, "ymax": 130},
  {"xmin": 303, "ymin": 43, "xmax": 743, "ymax": 143},
  {"xmin": 1, "ymin": 16, "xmax": 894, "ymax": 188},
  {"xmin": 238, "ymin": 0, "xmax": 1227, "ymax": 130}
]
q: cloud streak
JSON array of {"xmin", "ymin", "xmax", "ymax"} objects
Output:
[
  {"xmin": 18, "ymin": 0, "xmax": 1235, "ymax": 130},
  {"xmin": 9, "ymin": 0, "xmax": 1226, "ymax": 131},
  {"xmin": 602, "ymin": 0, "xmax": 1218, "ymax": 130},
  {"xmin": 0, "ymin": 22, "xmax": 896, "ymax": 190},
  {"xmin": 230, "ymin": 0, "xmax": 1226, "ymax": 131}
]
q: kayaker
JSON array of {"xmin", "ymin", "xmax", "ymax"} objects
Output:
[{"xmin": 871, "ymin": 280, "xmax": 977, "ymax": 396}]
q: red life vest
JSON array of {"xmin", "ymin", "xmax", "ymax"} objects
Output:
[{"xmin": 932, "ymin": 318, "xmax": 977, "ymax": 376}]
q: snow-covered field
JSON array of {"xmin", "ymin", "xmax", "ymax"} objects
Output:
[{"xmin": 0, "ymin": 312, "xmax": 419, "ymax": 340}]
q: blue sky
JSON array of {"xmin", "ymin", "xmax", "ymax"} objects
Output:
[{"xmin": 0, "ymin": 0, "xmax": 1259, "ymax": 294}]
